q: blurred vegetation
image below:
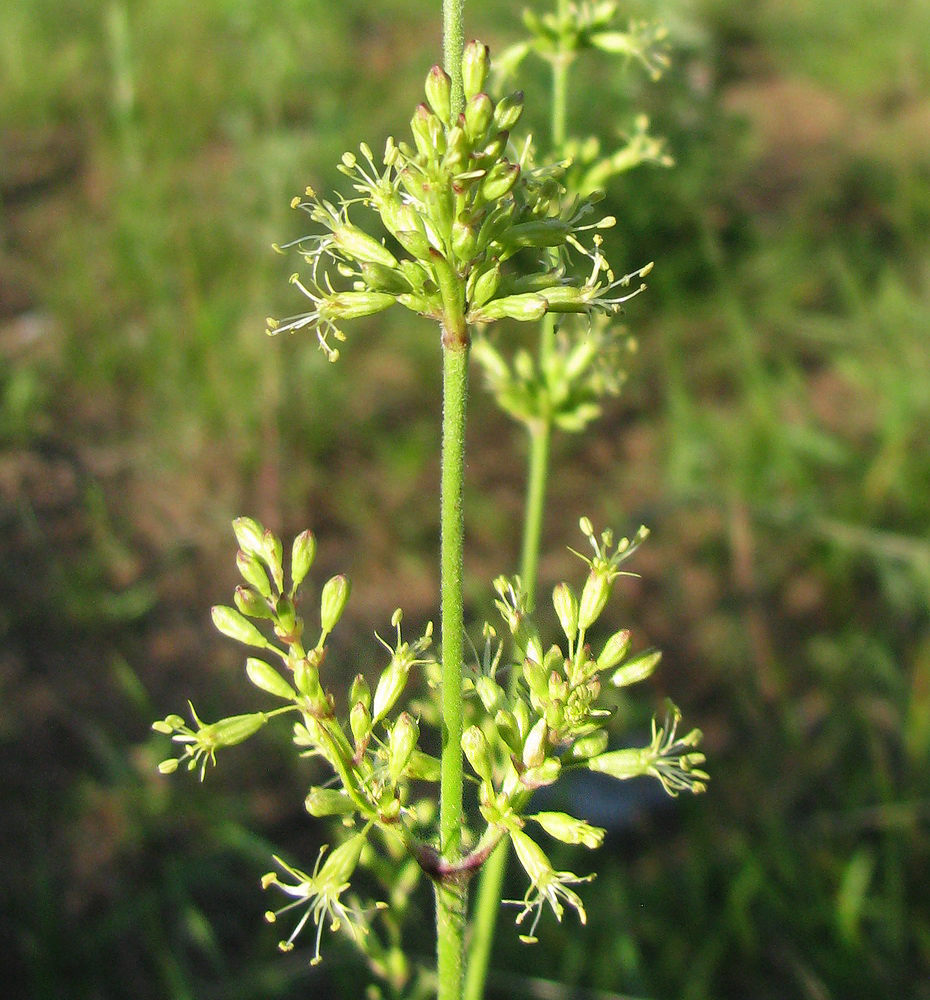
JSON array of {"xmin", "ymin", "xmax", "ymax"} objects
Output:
[{"xmin": 1, "ymin": 0, "xmax": 928, "ymax": 998}]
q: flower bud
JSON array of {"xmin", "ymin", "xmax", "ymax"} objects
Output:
[
  {"xmin": 443, "ymin": 124, "xmax": 470, "ymax": 170},
  {"xmin": 571, "ymin": 729, "xmax": 609, "ymax": 760},
  {"xmin": 461, "ymin": 40, "xmax": 490, "ymax": 100},
  {"xmin": 232, "ymin": 516, "xmax": 265, "ymax": 558},
  {"xmin": 578, "ymin": 570, "xmax": 611, "ymax": 629},
  {"xmin": 237, "ymin": 551, "xmax": 274, "ymax": 598},
  {"xmin": 320, "ymin": 574, "xmax": 351, "ymax": 634},
  {"xmin": 586, "ymin": 747, "xmax": 649, "ymax": 780},
  {"xmin": 467, "ymin": 262, "xmax": 501, "ymax": 308},
  {"xmin": 273, "ymin": 593, "xmax": 302, "ymax": 641},
  {"xmin": 388, "ymin": 713, "xmax": 419, "ymax": 783},
  {"xmin": 235, "ymin": 585, "xmax": 273, "ymax": 620},
  {"xmin": 475, "ymin": 675, "xmax": 506, "ymax": 714},
  {"xmin": 261, "ymin": 529, "xmax": 285, "ymax": 591},
  {"xmin": 350, "ymin": 700, "xmax": 372, "ymax": 749},
  {"xmin": 522, "ymin": 657, "xmax": 548, "ymax": 704},
  {"xmin": 320, "ymin": 291, "xmax": 396, "ymax": 321},
  {"xmin": 405, "ymin": 749, "xmax": 441, "ymax": 781},
  {"xmin": 494, "ymin": 91, "xmax": 524, "ymax": 130},
  {"xmin": 522, "ymin": 756, "xmax": 561, "ymax": 788},
  {"xmin": 464, "ymin": 92, "xmax": 493, "ymax": 141},
  {"xmin": 497, "ymin": 219, "xmax": 573, "ymax": 254},
  {"xmin": 372, "ymin": 657, "xmax": 409, "ymax": 724},
  {"xmin": 289, "ymin": 529, "xmax": 316, "ymax": 592},
  {"xmin": 317, "ymin": 832, "xmax": 366, "ymax": 892},
  {"xmin": 332, "ymin": 225, "xmax": 399, "ymax": 268},
  {"xmin": 470, "ymin": 292, "xmax": 547, "ymax": 323},
  {"xmin": 462, "ymin": 725, "xmax": 494, "ymax": 787},
  {"xmin": 247, "ymin": 657, "xmax": 297, "ymax": 700},
  {"xmin": 513, "ymin": 697, "xmax": 531, "ymax": 740},
  {"xmin": 211, "ymin": 605, "xmax": 270, "ymax": 649},
  {"xmin": 473, "ymin": 131, "xmax": 508, "ymax": 163},
  {"xmin": 425, "ymin": 65, "xmax": 453, "ymax": 124},
  {"xmin": 480, "ymin": 161, "xmax": 520, "ymax": 201},
  {"xmin": 494, "ymin": 708, "xmax": 521, "ymax": 753},
  {"xmin": 360, "ymin": 261, "xmax": 410, "ymax": 295},
  {"xmin": 451, "ymin": 218, "xmax": 478, "ymax": 261},
  {"xmin": 410, "ymin": 103, "xmax": 441, "ymax": 160},
  {"xmin": 611, "ymin": 648, "xmax": 662, "ymax": 688},
  {"xmin": 531, "ymin": 811, "xmax": 605, "ymax": 849},
  {"xmin": 522, "ymin": 717, "xmax": 549, "ymax": 770},
  {"xmin": 552, "ymin": 582, "xmax": 579, "ymax": 642},
  {"xmin": 349, "ymin": 673, "xmax": 370, "ymax": 712},
  {"xmin": 293, "ymin": 657, "xmax": 327, "ymax": 706},
  {"xmin": 210, "ymin": 711, "xmax": 269, "ymax": 748},
  {"xmin": 596, "ymin": 629, "xmax": 631, "ymax": 671},
  {"xmin": 305, "ymin": 787, "xmax": 356, "ymax": 817}
]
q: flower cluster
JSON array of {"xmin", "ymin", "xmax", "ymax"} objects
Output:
[{"xmin": 267, "ymin": 40, "xmax": 648, "ymax": 359}]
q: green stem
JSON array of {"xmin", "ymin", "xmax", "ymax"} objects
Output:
[
  {"xmin": 464, "ymin": 24, "xmax": 573, "ymax": 999},
  {"xmin": 444, "ymin": 0, "xmax": 466, "ymax": 115}
]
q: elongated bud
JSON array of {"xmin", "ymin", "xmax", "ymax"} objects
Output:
[
  {"xmin": 410, "ymin": 103, "xmax": 440, "ymax": 160},
  {"xmin": 494, "ymin": 91, "xmax": 524, "ymax": 130},
  {"xmin": 289, "ymin": 530, "xmax": 316, "ymax": 592},
  {"xmin": 209, "ymin": 711, "xmax": 269, "ymax": 748},
  {"xmin": 587, "ymin": 747, "xmax": 649, "ymax": 780},
  {"xmin": 360, "ymin": 261, "xmax": 410, "ymax": 295},
  {"xmin": 451, "ymin": 218, "xmax": 478, "ymax": 261},
  {"xmin": 470, "ymin": 292, "xmax": 547, "ymax": 322},
  {"xmin": 481, "ymin": 161, "xmax": 520, "ymax": 201},
  {"xmin": 494, "ymin": 708, "xmax": 521, "ymax": 753},
  {"xmin": 305, "ymin": 787, "xmax": 356, "ymax": 817},
  {"xmin": 237, "ymin": 551, "xmax": 273, "ymax": 598},
  {"xmin": 475, "ymin": 675, "xmax": 506, "ymax": 714},
  {"xmin": 467, "ymin": 262, "xmax": 501, "ymax": 308},
  {"xmin": 553, "ymin": 583, "xmax": 579, "ymax": 642},
  {"xmin": 464, "ymin": 92, "xmax": 493, "ymax": 141},
  {"xmin": 611, "ymin": 648, "xmax": 662, "ymax": 688},
  {"xmin": 235, "ymin": 585, "xmax": 273, "ymax": 620},
  {"xmin": 320, "ymin": 290, "xmax": 396, "ymax": 320},
  {"xmin": 388, "ymin": 713, "xmax": 419, "ymax": 783},
  {"xmin": 318, "ymin": 832, "xmax": 366, "ymax": 890},
  {"xmin": 293, "ymin": 657, "xmax": 327, "ymax": 707},
  {"xmin": 273, "ymin": 593, "xmax": 302, "ymax": 642},
  {"xmin": 350, "ymin": 699, "xmax": 372, "ymax": 749},
  {"xmin": 372, "ymin": 657, "xmax": 409, "ymax": 724},
  {"xmin": 522, "ymin": 657, "xmax": 548, "ymax": 704},
  {"xmin": 578, "ymin": 570, "xmax": 611, "ymax": 629},
  {"xmin": 522, "ymin": 756, "xmax": 561, "ymax": 788},
  {"xmin": 332, "ymin": 225, "xmax": 399, "ymax": 268},
  {"xmin": 247, "ymin": 657, "xmax": 296, "ymax": 700},
  {"xmin": 497, "ymin": 219, "xmax": 573, "ymax": 253},
  {"xmin": 513, "ymin": 697, "xmax": 531, "ymax": 740},
  {"xmin": 530, "ymin": 811, "xmax": 605, "ymax": 849},
  {"xmin": 425, "ymin": 65, "xmax": 452, "ymax": 124},
  {"xmin": 349, "ymin": 673, "xmax": 370, "ymax": 712},
  {"xmin": 212, "ymin": 605, "xmax": 270, "ymax": 648},
  {"xmin": 462, "ymin": 40, "xmax": 490, "ymax": 100},
  {"xmin": 320, "ymin": 575, "xmax": 351, "ymax": 634},
  {"xmin": 597, "ymin": 629, "xmax": 632, "ymax": 671},
  {"xmin": 405, "ymin": 748, "xmax": 441, "ymax": 781},
  {"xmin": 571, "ymin": 729, "xmax": 609, "ymax": 760},
  {"xmin": 522, "ymin": 717, "xmax": 549, "ymax": 769},
  {"xmin": 232, "ymin": 516, "xmax": 265, "ymax": 558},
  {"xmin": 462, "ymin": 725, "xmax": 494, "ymax": 786}
]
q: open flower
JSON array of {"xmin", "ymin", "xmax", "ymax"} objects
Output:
[
  {"xmin": 261, "ymin": 831, "xmax": 370, "ymax": 964},
  {"xmin": 506, "ymin": 829, "xmax": 594, "ymax": 943}
]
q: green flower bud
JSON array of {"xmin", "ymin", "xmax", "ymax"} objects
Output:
[
  {"xmin": 425, "ymin": 65, "xmax": 453, "ymax": 124},
  {"xmin": 530, "ymin": 811, "xmax": 605, "ymax": 849},
  {"xmin": 475, "ymin": 675, "xmax": 506, "ymax": 714},
  {"xmin": 289, "ymin": 529, "xmax": 316, "ymax": 592},
  {"xmin": 349, "ymin": 673, "xmax": 370, "ymax": 712},
  {"xmin": 595, "ymin": 629, "xmax": 631, "ymax": 672},
  {"xmin": 209, "ymin": 711, "xmax": 269, "ymax": 748},
  {"xmin": 443, "ymin": 124, "xmax": 470, "ymax": 171},
  {"xmin": 470, "ymin": 292, "xmax": 547, "ymax": 323},
  {"xmin": 571, "ymin": 729, "xmax": 609, "ymax": 760},
  {"xmin": 211, "ymin": 605, "xmax": 270, "ymax": 648},
  {"xmin": 481, "ymin": 161, "xmax": 520, "ymax": 201},
  {"xmin": 237, "ymin": 551, "xmax": 274, "ymax": 599},
  {"xmin": 246, "ymin": 657, "xmax": 297, "ymax": 700},
  {"xmin": 451, "ymin": 218, "xmax": 478, "ymax": 261},
  {"xmin": 389, "ymin": 712, "xmax": 419, "ymax": 783},
  {"xmin": 472, "ymin": 131, "xmax": 508, "ymax": 163},
  {"xmin": 235, "ymin": 585, "xmax": 273, "ymax": 620},
  {"xmin": 261, "ymin": 529, "xmax": 285, "ymax": 589},
  {"xmin": 293, "ymin": 657, "xmax": 327, "ymax": 706},
  {"xmin": 464, "ymin": 92, "xmax": 493, "ymax": 141},
  {"xmin": 405, "ymin": 748, "xmax": 441, "ymax": 781},
  {"xmin": 522, "ymin": 717, "xmax": 549, "ymax": 769},
  {"xmin": 552, "ymin": 582, "xmax": 579, "ymax": 642},
  {"xmin": 523, "ymin": 657, "xmax": 548, "ymax": 704},
  {"xmin": 467, "ymin": 262, "xmax": 501, "ymax": 308},
  {"xmin": 393, "ymin": 229, "xmax": 434, "ymax": 261},
  {"xmin": 305, "ymin": 787, "xmax": 356, "ymax": 817},
  {"xmin": 513, "ymin": 697, "xmax": 531, "ymax": 740},
  {"xmin": 493, "ymin": 91, "xmax": 524, "ymax": 130},
  {"xmin": 494, "ymin": 708, "xmax": 522, "ymax": 754},
  {"xmin": 611, "ymin": 648, "xmax": 662, "ymax": 688},
  {"xmin": 522, "ymin": 756, "xmax": 561, "ymax": 788},
  {"xmin": 587, "ymin": 747, "xmax": 649, "ymax": 781},
  {"xmin": 273, "ymin": 593, "xmax": 302, "ymax": 641},
  {"xmin": 411, "ymin": 103, "xmax": 442, "ymax": 160},
  {"xmin": 332, "ymin": 225, "xmax": 399, "ymax": 268},
  {"xmin": 462, "ymin": 725, "xmax": 494, "ymax": 787},
  {"xmin": 496, "ymin": 219, "xmax": 573, "ymax": 254},
  {"xmin": 320, "ymin": 290, "xmax": 396, "ymax": 321},
  {"xmin": 372, "ymin": 657, "xmax": 409, "ymax": 724},
  {"xmin": 461, "ymin": 40, "xmax": 490, "ymax": 100},
  {"xmin": 349, "ymin": 701, "xmax": 370, "ymax": 751},
  {"xmin": 232, "ymin": 516, "xmax": 265, "ymax": 558},
  {"xmin": 320, "ymin": 574, "xmax": 351, "ymax": 634},
  {"xmin": 360, "ymin": 261, "xmax": 410, "ymax": 295},
  {"xmin": 318, "ymin": 831, "xmax": 366, "ymax": 892},
  {"xmin": 578, "ymin": 570, "xmax": 611, "ymax": 630}
]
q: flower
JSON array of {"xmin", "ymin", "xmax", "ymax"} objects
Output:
[
  {"xmin": 261, "ymin": 832, "xmax": 370, "ymax": 964},
  {"xmin": 153, "ymin": 703, "xmax": 268, "ymax": 781},
  {"xmin": 506, "ymin": 829, "xmax": 594, "ymax": 943}
]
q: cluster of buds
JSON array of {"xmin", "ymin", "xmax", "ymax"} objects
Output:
[
  {"xmin": 267, "ymin": 40, "xmax": 650, "ymax": 359},
  {"xmin": 458, "ymin": 517, "xmax": 707, "ymax": 935}
]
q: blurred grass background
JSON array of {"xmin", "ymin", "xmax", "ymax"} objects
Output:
[{"xmin": 2, "ymin": 0, "xmax": 929, "ymax": 997}]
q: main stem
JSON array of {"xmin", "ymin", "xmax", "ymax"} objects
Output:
[
  {"xmin": 438, "ymin": 10, "xmax": 467, "ymax": 1000},
  {"xmin": 463, "ymin": 20, "xmax": 572, "ymax": 999}
]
